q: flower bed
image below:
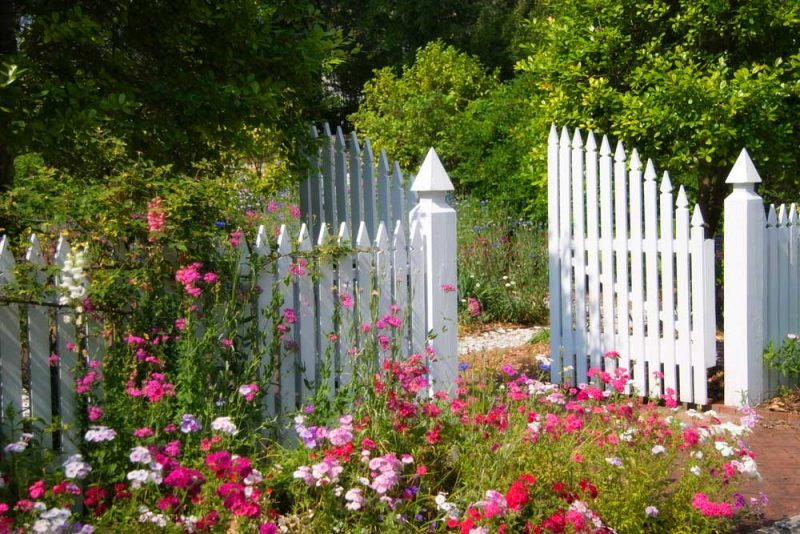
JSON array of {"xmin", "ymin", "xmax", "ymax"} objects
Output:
[{"xmin": 1, "ymin": 355, "xmax": 764, "ymax": 533}]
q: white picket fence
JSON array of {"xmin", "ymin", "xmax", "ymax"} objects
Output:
[
  {"xmin": 724, "ymin": 150, "xmax": 800, "ymax": 405},
  {"xmin": 0, "ymin": 148, "xmax": 458, "ymax": 452},
  {"xmin": 547, "ymin": 126, "xmax": 717, "ymax": 404},
  {"xmin": 299, "ymin": 124, "xmax": 416, "ymax": 246}
]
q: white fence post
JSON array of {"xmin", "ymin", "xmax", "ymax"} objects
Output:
[
  {"xmin": 411, "ymin": 148, "xmax": 458, "ymax": 393},
  {"xmin": 724, "ymin": 149, "xmax": 765, "ymax": 406}
]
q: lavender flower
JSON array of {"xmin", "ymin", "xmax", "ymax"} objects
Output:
[
  {"xmin": 63, "ymin": 454, "xmax": 92, "ymax": 480},
  {"xmin": 84, "ymin": 426, "xmax": 117, "ymax": 443},
  {"xmin": 210, "ymin": 416, "xmax": 238, "ymax": 435},
  {"xmin": 605, "ymin": 457, "xmax": 623, "ymax": 467},
  {"xmin": 645, "ymin": 506, "xmax": 659, "ymax": 518},
  {"xmin": 180, "ymin": 414, "xmax": 202, "ymax": 434}
]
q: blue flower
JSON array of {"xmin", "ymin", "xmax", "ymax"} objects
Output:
[
  {"xmin": 215, "ymin": 220, "xmax": 226, "ymax": 228},
  {"xmin": 459, "ymin": 362, "xmax": 470, "ymax": 371}
]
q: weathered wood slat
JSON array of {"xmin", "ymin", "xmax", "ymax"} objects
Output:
[
  {"xmin": 296, "ymin": 225, "xmax": 316, "ymax": 401},
  {"xmin": 0, "ymin": 237, "xmax": 23, "ymax": 425},
  {"xmin": 349, "ymin": 133, "xmax": 363, "ymax": 244},
  {"xmin": 547, "ymin": 125, "xmax": 562, "ymax": 383},
  {"xmin": 316, "ymin": 224, "xmax": 337, "ymax": 398},
  {"xmin": 556, "ymin": 127, "xmax": 572, "ymax": 384},
  {"xmin": 276, "ymin": 226, "xmax": 296, "ymax": 414},
  {"xmin": 337, "ymin": 223, "xmax": 355, "ymax": 387},
  {"xmin": 253, "ymin": 225, "xmax": 275, "ymax": 417}
]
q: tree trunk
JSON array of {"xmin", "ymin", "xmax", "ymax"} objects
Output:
[{"xmin": 0, "ymin": 0, "xmax": 17, "ymax": 192}]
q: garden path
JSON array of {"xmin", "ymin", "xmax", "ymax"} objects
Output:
[{"xmin": 458, "ymin": 326, "xmax": 544, "ymax": 355}]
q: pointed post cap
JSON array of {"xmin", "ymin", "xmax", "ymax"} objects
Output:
[
  {"xmin": 411, "ymin": 148, "xmax": 454, "ymax": 192},
  {"xmin": 726, "ymin": 148, "xmax": 761, "ymax": 185}
]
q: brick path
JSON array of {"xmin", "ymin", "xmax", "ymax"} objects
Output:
[{"xmin": 712, "ymin": 406, "xmax": 800, "ymax": 528}]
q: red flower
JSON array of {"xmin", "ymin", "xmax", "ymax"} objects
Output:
[{"xmin": 505, "ymin": 481, "xmax": 530, "ymax": 511}]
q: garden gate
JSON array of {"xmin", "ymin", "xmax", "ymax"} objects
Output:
[{"xmin": 547, "ymin": 126, "xmax": 717, "ymax": 405}]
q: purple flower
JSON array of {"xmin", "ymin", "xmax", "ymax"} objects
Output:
[
  {"xmin": 180, "ymin": 414, "xmax": 202, "ymax": 434},
  {"xmin": 303, "ymin": 404, "xmax": 315, "ymax": 414},
  {"xmin": 645, "ymin": 506, "xmax": 659, "ymax": 518}
]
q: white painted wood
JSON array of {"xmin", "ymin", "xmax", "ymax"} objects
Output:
[
  {"xmin": 674, "ymin": 187, "xmax": 693, "ymax": 402},
  {"xmin": 335, "ymin": 126, "xmax": 348, "ymax": 231},
  {"xmin": 723, "ymin": 149, "xmax": 766, "ymax": 406},
  {"xmin": 0, "ymin": 237, "xmax": 22, "ymax": 424},
  {"xmin": 547, "ymin": 125, "xmax": 562, "ymax": 381},
  {"xmin": 391, "ymin": 220, "xmax": 409, "ymax": 355},
  {"xmin": 392, "ymin": 161, "xmax": 404, "ymax": 227},
  {"xmin": 378, "ymin": 149, "xmax": 391, "ymax": 230},
  {"xmin": 690, "ymin": 207, "xmax": 710, "ymax": 405},
  {"xmin": 309, "ymin": 126, "xmax": 323, "ymax": 240},
  {"xmin": 253, "ymin": 225, "xmax": 275, "ymax": 417},
  {"xmin": 766, "ymin": 205, "xmax": 779, "ymax": 395},
  {"xmin": 337, "ymin": 223, "xmax": 355, "ymax": 387},
  {"xmin": 777, "ymin": 205, "xmax": 790, "ymax": 388},
  {"xmin": 276, "ymin": 226, "xmax": 296, "ymax": 413},
  {"xmin": 316, "ymin": 224, "xmax": 337, "ymax": 399},
  {"xmin": 585, "ymin": 132, "xmax": 602, "ymax": 372},
  {"xmin": 598, "ymin": 135, "xmax": 614, "ymax": 377},
  {"xmin": 627, "ymin": 149, "xmax": 646, "ymax": 395},
  {"xmin": 25, "ymin": 235, "xmax": 52, "ymax": 446},
  {"xmin": 789, "ymin": 205, "xmax": 799, "ymax": 342},
  {"xmin": 296, "ymin": 224, "xmax": 316, "ymax": 401},
  {"xmin": 571, "ymin": 129, "xmax": 588, "ymax": 383},
  {"xmin": 362, "ymin": 140, "xmax": 377, "ymax": 239},
  {"xmin": 409, "ymin": 221, "xmax": 426, "ymax": 356},
  {"xmin": 659, "ymin": 171, "xmax": 677, "ymax": 395},
  {"xmin": 375, "ymin": 223, "xmax": 391, "ymax": 360},
  {"xmin": 557, "ymin": 127, "xmax": 572, "ymax": 384},
  {"xmin": 411, "ymin": 148, "xmax": 457, "ymax": 392},
  {"xmin": 54, "ymin": 237, "xmax": 78, "ymax": 452},
  {"xmin": 643, "ymin": 160, "xmax": 661, "ymax": 397},
  {"xmin": 349, "ymin": 133, "xmax": 363, "ymax": 243},
  {"xmin": 613, "ymin": 141, "xmax": 630, "ymax": 386},
  {"xmin": 356, "ymin": 222, "xmax": 373, "ymax": 351},
  {"xmin": 321, "ymin": 124, "xmax": 335, "ymax": 229}
]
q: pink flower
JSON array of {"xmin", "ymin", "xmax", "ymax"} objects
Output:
[
  {"xmin": 203, "ymin": 272, "xmax": 218, "ymax": 284},
  {"xmin": 147, "ymin": 197, "xmax": 166, "ymax": 241},
  {"xmin": 267, "ymin": 201, "xmax": 279, "ymax": 213},
  {"xmin": 283, "ymin": 308, "xmax": 297, "ymax": 325},
  {"xmin": 175, "ymin": 318, "xmax": 187, "ymax": 331},
  {"xmin": 238, "ymin": 383, "xmax": 260, "ymax": 402},
  {"xmin": 288, "ymin": 204, "xmax": 301, "ymax": 219},
  {"xmin": 221, "ymin": 338, "xmax": 233, "ymax": 348},
  {"xmin": 133, "ymin": 427, "xmax": 154, "ymax": 438},
  {"xmin": 48, "ymin": 353, "xmax": 60, "ymax": 367},
  {"xmin": 378, "ymin": 335, "xmax": 391, "ymax": 351},
  {"xmin": 340, "ymin": 293, "xmax": 354, "ymax": 310},
  {"xmin": 229, "ymin": 230, "xmax": 244, "ymax": 247},
  {"xmin": 441, "ymin": 283, "xmax": 456, "ymax": 293},
  {"xmin": 289, "ymin": 259, "xmax": 307, "ymax": 276},
  {"xmin": 467, "ymin": 297, "xmax": 481, "ymax": 317},
  {"xmin": 28, "ymin": 480, "xmax": 45, "ymax": 499},
  {"xmin": 88, "ymin": 406, "xmax": 103, "ymax": 421},
  {"xmin": 66, "ymin": 342, "xmax": 76, "ymax": 351}
]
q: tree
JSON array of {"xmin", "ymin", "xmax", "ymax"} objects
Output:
[
  {"xmin": 515, "ymin": 0, "xmax": 800, "ymax": 235},
  {"xmin": 350, "ymin": 41, "xmax": 498, "ymax": 173},
  {"xmin": 0, "ymin": 0, "xmax": 343, "ymax": 186}
]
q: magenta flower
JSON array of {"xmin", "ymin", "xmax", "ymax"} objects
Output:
[{"xmin": 441, "ymin": 283, "xmax": 456, "ymax": 293}]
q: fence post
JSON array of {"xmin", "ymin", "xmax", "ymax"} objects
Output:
[
  {"xmin": 411, "ymin": 148, "xmax": 458, "ymax": 393},
  {"xmin": 724, "ymin": 149, "xmax": 765, "ymax": 406}
]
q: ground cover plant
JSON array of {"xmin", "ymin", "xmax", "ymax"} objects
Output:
[{"xmin": 456, "ymin": 196, "xmax": 548, "ymax": 327}]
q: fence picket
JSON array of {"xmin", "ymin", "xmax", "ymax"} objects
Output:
[
  {"xmin": 363, "ymin": 140, "xmax": 377, "ymax": 239},
  {"xmin": 392, "ymin": 162, "xmax": 404, "ymax": 227},
  {"xmin": 335, "ymin": 127, "xmax": 348, "ymax": 232},
  {"xmin": 375, "ymin": 223, "xmax": 391, "ymax": 360},
  {"xmin": 321, "ymin": 124, "xmax": 335, "ymax": 229},
  {"xmin": 675, "ymin": 188, "xmax": 693, "ymax": 402},
  {"xmin": 337, "ymin": 223, "xmax": 355, "ymax": 387},
  {"xmin": 309, "ymin": 126, "xmax": 323, "ymax": 240},
  {"xmin": 356, "ymin": 223, "xmax": 373, "ymax": 357},
  {"xmin": 613, "ymin": 142, "xmax": 630, "ymax": 383},
  {"xmin": 253, "ymin": 225, "xmax": 275, "ymax": 417},
  {"xmin": 316, "ymin": 224, "xmax": 337, "ymax": 399},
  {"xmin": 642, "ymin": 161, "xmax": 661, "ymax": 397},
  {"xmin": 378, "ymin": 150, "xmax": 391, "ymax": 230},
  {"xmin": 25, "ymin": 235, "xmax": 52, "ymax": 446},
  {"xmin": 547, "ymin": 125, "xmax": 562, "ymax": 381},
  {"xmin": 690, "ymin": 207, "xmax": 709, "ymax": 404},
  {"xmin": 628, "ymin": 150, "xmax": 646, "ymax": 394},
  {"xmin": 276, "ymin": 226, "xmax": 296, "ymax": 414},
  {"xmin": 54, "ymin": 237, "xmax": 78, "ymax": 452},
  {"xmin": 0, "ymin": 237, "xmax": 23, "ymax": 425},
  {"xmin": 583, "ymin": 132, "xmax": 602, "ymax": 371},
  {"xmin": 659, "ymin": 172, "xmax": 677, "ymax": 395},
  {"xmin": 349, "ymin": 133, "xmax": 363, "ymax": 244},
  {"xmin": 766, "ymin": 205, "xmax": 779, "ymax": 394},
  {"xmin": 777, "ymin": 205, "xmax": 790, "ymax": 388},
  {"xmin": 556, "ymin": 127, "xmax": 572, "ymax": 384},
  {"xmin": 598, "ymin": 136, "xmax": 615, "ymax": 375},
  {"xmin": 392, "ymin": 221, "xmax": 409, "ymax": 355},
  {"xmin": 296, "ymin": 225, "xmax": 316, "ymax": 401},
  {"xmin": 571, "ymin": 130, "xmax": 588, "ymax": 382}
]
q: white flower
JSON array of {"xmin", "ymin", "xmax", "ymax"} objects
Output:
[
  {"xmin": 732, "ymin": 457, "xmax": 761, "ymax": 480},
  {"xmin": 651, "ymin": 445, "xmax": 666, "ymax": 455},
  {"xmin": 210, "ymin": 416, "xmax": 238, "ymax": 435},
  {"xmin": 4, "ymin": 441, "xmax": 28, "ymax": 453},
  {"xmin": 85, "ymin": 426, "xmax": 117, "ymax": 442},
  {"xmin": 129, "ymin": 446, "xmax": 152, "ymax": 464},
  {"xmin": 63, "ymin": 454, "xmax": 91, "ymax": 479},
  {"xmin": 690, "ymin": 465, "xmax": 701, "ymax": 476},
  {"xmin": 32, "ymin": 520, "xmax": 52, "ymax": 533},
  {"xmin": 715, "ymin": 441, "xmax": 734, "ymax": 457},
  {"xmin": 691, "ymin": 450, "xmax": 704, "ymax": 460}
]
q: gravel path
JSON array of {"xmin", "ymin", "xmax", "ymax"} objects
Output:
[{"xmin": 458, "ymin": 326, "xmax": 544, "ymax": 355}]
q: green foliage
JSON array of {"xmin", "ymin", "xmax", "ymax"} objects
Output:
[
  {"xmin": 764, "ymin": 334, "xmax": 800, "ymax": 376},
  {"xmin": 350, "ymin": 41, "xmax": 498, "ymax": 173},
  {"xmin": 515, "ymin": 0, "xmax": 800, "ymax": 234},
  {"xmin": 456, "ymin": 197, "xmax": 548, "ymax": 325},
  {"xmin": 1, "ymin": 0, "xmax": 344, "ymax": 183}
]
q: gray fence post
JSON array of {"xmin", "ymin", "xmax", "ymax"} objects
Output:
[{"xmin": 411, "ymin": 148, "xmax": 458, "ymax": 393}]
